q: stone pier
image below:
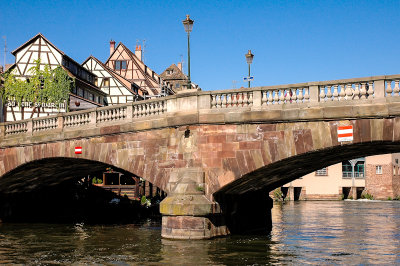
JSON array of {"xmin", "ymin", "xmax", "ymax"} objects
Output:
[{"xmin": 160, "ymin": 168, "xmax": 229, "ymax": 239}]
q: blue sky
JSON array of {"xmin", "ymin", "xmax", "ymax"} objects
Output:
[{"xmin": 1, "ymin": 0, "xmax": 399, "ymax": 91}]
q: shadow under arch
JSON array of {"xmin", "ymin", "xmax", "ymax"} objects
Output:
[
  {"xmin": 0, "ymin": 157, "xmax": 139, "ymax": 194},
  {"xmin": 213, "ymin": 141, "xmax": 400, "ymax": 234},
  {"xmin": 0, "ymin": 157, "xmax": 165, "ymax": 223}
]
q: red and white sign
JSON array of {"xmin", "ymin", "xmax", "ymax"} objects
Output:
[
  {"xmin": 338, "ymin": 125, "xmax": 353, "ymax": 142},
  {"xmin": 75, "ymin": 146, "xmax": 82, "ymax": 154}
]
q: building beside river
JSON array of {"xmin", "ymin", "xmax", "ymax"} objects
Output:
[
  {"xmin": 2, "ymin": 33, "xmax": 107, "ymax": 122},
  {"xmin": 282, "ymin": 153, "xmax": 400, "ymax": 200}
]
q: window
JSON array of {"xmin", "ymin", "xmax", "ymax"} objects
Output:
[
  {"xmin": 175, "ymin": 83, "xmax": 180, "ymax": 88},
  {"xmin": 94, "ymin": 78, "xmax": 98, "ymax": 87},
  {"xmin": 88, "ymin": 92, "xmax": 94, "ymax": 101},
  {"xmin": 95, "ymin": 96, "xmax": 99, "ymax": 103},
  {"xmin": 396, "ymin": 159, "xmax": 399, "ymax": 164},
  {"xmin": 376, "ymin": 165, "xmax": 382, "ymax": 174},
  {"xmin": 342, "ymin": 160, "xmax": 365, "ymax": 178},
  {"xmin": 77, "ymin": 88, "xmax": 84, "ymax": 97},
  {"xmin": 103, "ymin": 78, "xmax": 110, "ymax": 87},
  {"xmin": 316, "ymin": 168, "xmax": 328, "ymax": 176},
  {"xmin": 115, "ymin": 60, "xmax": 127, "ymax": 70}
]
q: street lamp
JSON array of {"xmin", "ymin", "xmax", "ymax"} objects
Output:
[
  {"xmin": 182, "ymin": 14, "xmax": 194, "ymax": 89},
  {"xmin": 245, "ymin": 50, "xmax": 254, "ymax": 88}
]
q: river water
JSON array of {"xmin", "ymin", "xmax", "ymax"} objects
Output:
[{"xmin": 0, "ymin": 201, "xmax": 399, "ymax": 265}]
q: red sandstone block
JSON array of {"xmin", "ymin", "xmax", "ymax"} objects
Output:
[
  {"xmin": 239, "ymin": 141, "xmax": 261, "ymax": 150},
  {"xmin": 226, "ymin": 134, "xmax": 246, "ymax": 142},
  {"xmin": 198, "ymin": 135, "xmax": 208, "ymax": 144},
  {"xmin": 181, "ymin": 217, "xmax": 205, "ymax": 229},
  {"xmin": 222, "ymin": 158, "xmax": 242, "ymax": 178},
  {"xmin": 207, "ymin": 135, "xmax": 226, "ymax": 143},
  {"xmin": 222, "ymin": 142, "xmax": 239, "ymax": 151},
  {"xmin": 217, "ymin": 150, "xmax": 236, "ymax": 158},
  {"xmin": 263, "ymin": 131, "xmax": 284, "ymax": 140},
  {"xmin": 201, "ymin": 151, "xmax": 218, "ymax": 158},
  {"xmin": 383, "ymin": 119, "xmax": 394, "ymax": 141},
  {"xmin": 235, "ymin": 150, "xmax": 250, "ymax": 174},
  {"xmin": 359, "ymin": 119, "xmax": 371, "ymax": 143},
  {"xmin": 293, "ymin": 130, "xmax": 305, "ymax": 155},
  {"xmin": 202, "ymin": 157, "xmax": 222, "ymax": 168},
  {"xmin": 218, "ymin": 124, "xmax": 237, "ymax": 133},
  {"xmin": 303, "ymin": 129, "xmax": 313, "ymax": 153},
  {"xmin": 100, "ymin": 125, "xmax": 121, "ymax": 135},
  {"xmin": 202, "ymin": 125, "xmax": 219, "ymax": 133},
  {"xmin": 244, "ymin": 150, "xmax": 257, "ymax": 172},
  {"xmin": 257, "ymin": 124, "xmax": 277, "ymax": 132}
]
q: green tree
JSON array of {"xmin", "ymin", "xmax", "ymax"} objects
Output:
[{"xmin": 1, "ymin": 59, "xmax": 74, "ymax": 110}]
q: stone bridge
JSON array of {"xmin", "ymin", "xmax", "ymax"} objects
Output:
[{"xmin": 1, "ymin": 74, "xmax": 400, "ymax": 239}]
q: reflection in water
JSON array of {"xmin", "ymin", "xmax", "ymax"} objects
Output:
[{"xmin": 0, "ymin": 202, "xmax": 400, "ymax": 264}]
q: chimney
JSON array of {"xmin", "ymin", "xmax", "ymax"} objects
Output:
[
  {"xmin": 177, "ymin": 62, "xmax": 182, "ymax": 72},
  {"xmin": 135, "ymin": 45, "xmax": 142, "ymax": 61},
  {"xmin": 110, "ymin": 40, "xmax": 116, "ymax": 56}
]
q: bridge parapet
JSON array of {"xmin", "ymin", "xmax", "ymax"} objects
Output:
[{"xmin": 1, "ymin": 74, "xmax": 400, "ymax": 144}]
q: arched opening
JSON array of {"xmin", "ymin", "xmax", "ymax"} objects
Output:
[
  {"xmin": 0, "ymin": 157, "xmax": 166, "ymax": 223},
  {"xmin": 213, "ymin": 141, "xmax": 400, "ymax": 234}
]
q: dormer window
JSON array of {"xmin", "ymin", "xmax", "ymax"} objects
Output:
[
  {"xmin": 115, "ymin": 60, "xmax": 127, "ymax": 70},
  {"xmin": 166, "ymin": 69, "xmax": 174, "ymax": 75},
  {"xmin": 103, "ymin": 78, "xmax": 110, "ymax": 87}
]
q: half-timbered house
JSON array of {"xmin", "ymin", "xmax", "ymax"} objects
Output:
[
  {"xmin": 82, "ymin": 55, "xmax": 143, "ymax": 105},
  {"xmin": 4, "ymin": 33, "xmax": 107, "ymax": 121},
  {"xmin": 105, "ymin": 41, "xmax": 173, "ymax": 98}
]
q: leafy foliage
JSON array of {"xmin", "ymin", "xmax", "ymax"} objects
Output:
[{"xmin": 1, "ymin": 59, "xmax": 73, "ymax": 109}]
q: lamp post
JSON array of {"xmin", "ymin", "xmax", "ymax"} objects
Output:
[
  {"xmin": 245, "ymin": 50, "xmax": 254, "ymax": 88},
  {"xmin": 182, "ymin": 15, "xmax": 194, "ymax": 89}
]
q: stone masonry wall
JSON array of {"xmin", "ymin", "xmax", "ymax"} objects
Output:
[{"xmin": 1, "ymin": 117, "xmax": 400, "ymax": 198}]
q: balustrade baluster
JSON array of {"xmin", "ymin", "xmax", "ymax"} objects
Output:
[
  {"xmin": 345, "ymin": 84, "xmax": 353, "ymax": 100},
  {"xmin": 272, "ymin": 90, "xmax": 278, "ymax": 104},
  {"xmin": 353, "ymin": 84, "xmax": 360, "ymax": 100},
  {"xmin": 326, "ymin": 85, "xmax": 333, "ymax": 100},
  {"xmin": 248, "ymin": 92, "xmax": 253, "ymax": 106},
  {"xmin": 211, "ymin": 95, "xmax": 217, "ymax": 108},
  {"xmin": 386, "ymin": 81, "xmax": 393, "ymax": 96},
  {"xmin": 266, "ymin": 91, "xmax": 272, "ymax": 105},
  {"xmin": 237, "ymin": 93, "xmax": 243, "ymax": 106},
  {"xmin": 360, "ymin": 83, "xmax": 367, "ymax": 99},
  {"xmin": 220, "ymin": 94, "xmax": 226, "ymax": 108},
  {"xmin": 333, "ymin": 85, "xmax": 339, "ymax": 101},
  {"xmin": 261, "ymin": 91, "xmax": 267, "ymax": 106},
  {"xmin": 227, "ymin": 94, "xmax": 232, "ymax": 107},
  {"xmin": 285, "ymin": 89, "xmax": 291, "ymax": 103},
  {"xmin": 243, "ymin": 93, "xmax": 249, "ymax": 106},
  {"xmin": 291, "ymin": 89, "xmax": 297, "ymax": 103},
  {"xmin": 339, "ymin": 85, "xmax": 346, "ymax": 100},
  {"xmin": 232, "ymin": 93, "xmax": 238, "ymax": 107},
  {"xmin": 367, "ymin": 81, "xmax": 374, "ymax": 98},
  {"xmin": 297, "ymin": 88, "xmax": 304, "ymax": 102}
]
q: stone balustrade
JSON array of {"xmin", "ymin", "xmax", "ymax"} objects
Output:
[{"xmin": 1, "ymin": 73, "xmax": 400, "ymax": 138}]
